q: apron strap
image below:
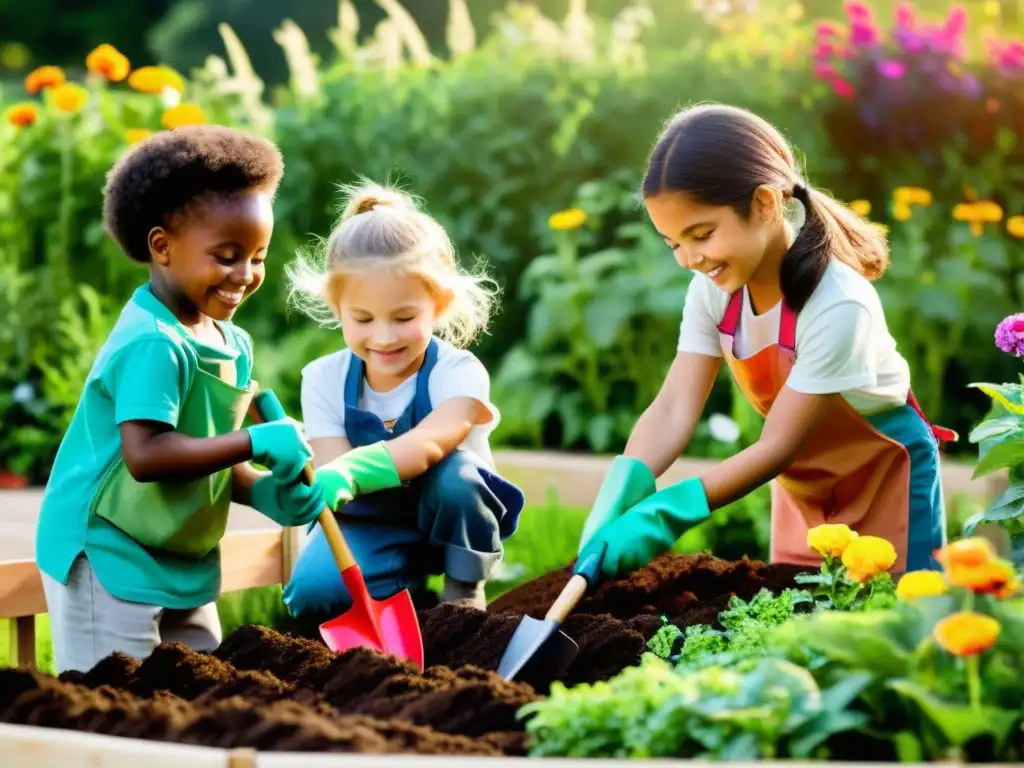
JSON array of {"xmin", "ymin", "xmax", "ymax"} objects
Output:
[
  {"xmin": 344, "ymin": 349, "xmax": 364, "ymax": 407},
  {"xmin": 410, "ymin": 338, "xmax": 440, "ymax": 426},
  {"xmin": 716, "ymin": 291, "xmax": 743, "ymax": 336},
  {"xmin": 906, "ymin": 389, "xmax": 959, "ymax": 444}
]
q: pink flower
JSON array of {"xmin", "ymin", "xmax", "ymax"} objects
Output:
[
  {"xmin": 830, "ymin": 77, "xmax": 855, "ymax": 100},
  {"xmin": 944, "ymin": 5, "xmax": 967, "ymax": 37},
  {"xmin": 845, "ymin": 0, "xmax": 872, "ymax": 21},
  {"xmin": 850, "ymin": 20, "xmax": 879, "ymax": 47},
  {"xmin": 814, "ymin": 61, "xmax": 837, "ymax": 78},
  {"xmin": 815, "ymin": 21, "xmax": 843, "ymax": 38},
  {"xmin": 994, "ymin": 313, "xmax": 1024, "ymax": 357},
  {"xmin": 878, "ymin": 60, "xmax": 907, "ymax": 79},
  {"xmin": 895, "ymin": 1, "xmax": 916, "ymax": 28},
  {"xmin": 813, "ymin": 40, "xmax": 836, "ymax": 58}
]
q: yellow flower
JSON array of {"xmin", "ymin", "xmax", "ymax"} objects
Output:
[
  {"xmin": 128, "ymin": 65, "xmax": 185, "ymax": 95},
  {"xmin": 125, "ymin": 129, "xmax": 154, "ymax": 144},
  {"xmin": 86, "ymin": 44, "xmax": 130, "ymax": 82},
  {"xmin": 46, "ymin": 83, "xmax": 89, "ymax": 113},
  {"xmin": 933, "ymin": 611, "xmax": 1000, "ymax": 657},
  {"xmin": 849, "ymin": 199, "xmax": 871, "ymax": 217},
  {"xmin": 807, "ymin": 523, "xmax": 858, "ymax": 558},
  {"xmin": 4, "ymin": 102, "xmax": 39, "ymax": 127},
  {"xmin": 896, "ymin": 570, "xmax": 947, "ymax": 601},
  {"xmin": 894, "ymin": 186, "xmax": 933, "ymax": 206},
  {"xmin": 949, "ymin": 558, "xmax": 1016, "ymax": 595},
  {"xmin": 24, "ymin": 65, "xmax": 65, "ymax": 94},
  {"xmin": 893, "ymin": 201, "xmax": 912, "ymax": 222},
  {"xmin": 953, "ymin": 201, "xmax": 1003, "ymax": 236},
  {"xmin": 937, "ymin": 537, "xmax": 995, "ymax": 568},
  {"xmin": 161, "ymin": 104, "xmax": 207, "ymax": 130},
  {"xmin": 1006, "ymin": 215, "xmax": 1024, "ymax": 239},
  {"xmin": 548, "ymin": 208, "xmax": 588, "ymax": 231},
  {"xmin": 841, "ymin": 535, "xmax": 897, "ymax": 583}
]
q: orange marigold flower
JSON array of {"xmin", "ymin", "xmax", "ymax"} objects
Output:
[
  {"xmin": 841, "ymin": 535, "xmax": 897, "ymax": 583},
  {"xmin": 936, "ymin": 537, "xmax": 995, "ymax": 569},
  {"xmin": 807, "ymin": 523, "xmax": 858, "ymax": 558},
  {"xmin": 128, "ymin": 65, "xmax": 185, "ymax": 94},
  {"xmin": 948, "ymin": 557, "xmax": 1017, "ymax": 595},
  {"xmin": 47, "ymin": 83, "xmax": 89, "ymax": 113},
  {"xmin": 933, "ymin": 611, "xmax": 1000, "ymax": 657},
  {"xmin": 86, "ymin": 44, "xmax": 130, "ymax": 82},
  {"xmin": 995, "ymin": 577, "xmax": 1021, "ymax": 600},
  {"xmin": 4, "ymin": 102, "xmax": 40, "ymax": 127},
  {"xmin": 161, "ymin": 103, "xmax": 207, "ymax": 130},
  {"xmin": 24, "ymin": 65, "xmax": 65, "ymax": 94}
]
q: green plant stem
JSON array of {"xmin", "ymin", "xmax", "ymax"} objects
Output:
[{"xmin": 966, "ymin": 654, "xmax": 981, "ymax": 712}]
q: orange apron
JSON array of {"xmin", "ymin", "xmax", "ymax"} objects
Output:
[{"xmin": 716, "ymin": 291, "xmax": 952, "ymax": 573}]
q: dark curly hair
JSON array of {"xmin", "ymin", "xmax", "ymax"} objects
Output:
[{"xmin": 102, "ymin": 125, "xmax": 285, "ymax": 263}]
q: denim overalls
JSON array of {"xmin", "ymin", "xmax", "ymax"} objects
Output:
[{"xmin": 283, "ymin": 339, "xmax": 526, "ymax": 617}]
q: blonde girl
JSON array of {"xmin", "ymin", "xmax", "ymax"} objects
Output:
[{"xmin": 282, "ymin": 181, "xmax": 525, "ymax": 614}]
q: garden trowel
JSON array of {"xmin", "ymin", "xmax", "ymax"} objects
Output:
[
  {"xmin": 249, "ymin": 390, "xmax": 425, "ymax": 671},
  {"xmin": 496, "ymin": 542, "xmax": 605, "ymax": 683}
]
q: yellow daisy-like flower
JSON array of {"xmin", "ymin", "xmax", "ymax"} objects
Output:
[
  {"xmin": 807, "ymin": 523, "xmax": 858, "ymax": 558},
  {"xmin": 849, "ymin": 199, "xmax": 871, "ymax": 217},
  {"xmin": 548, "ymin": 208, "xmax": 588, "ymax": 231},
  {"xmin": 4, "ymin": 102, "xmax": 40, "ymax": 127},
  {"xmin": 933, "ymin": 611, "xmax": 1000, "ymax": 657},
  {"xmin": 47, "ymin": 82, "xmax": 89, "ymax": 113},
  {"xmin": 86, "ymin": 44, "xmax": 131, "ymax": 82},
  {"xmin": 128, "ymin": 65, "xmax": 185, "ymax": 95},
  {"xmin": 161, "ymin": 104, "xmax": 207, "ymax": 130},
  {"xmin": 893, "ymin": 201, "xmax": 912, "ymax": 222},
  {"xmin": 125, "ymin": 129, "xmax": 154, "ymax": 144},
  {"xmin": 24, "ymin": 65, "xmax": 65, "ymax": 94},
  {"xmin": 894, "ymin": 186, "xmax": 933, "ymax": 206},
  {"xmin": 841, "ymin": 535, "xmax": 897, "ymax": 583},
  {"xmin": 1006, "ymin": 215, "xmax": 1024, "ymax": 239},
  {"xmin": 896, "ymin": 570, "xmax": 947, "ymax": 601}
]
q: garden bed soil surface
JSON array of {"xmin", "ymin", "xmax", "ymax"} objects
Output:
[{"xmin": 0, "ymin": 553, "xmax": 806, "ymax": 756}]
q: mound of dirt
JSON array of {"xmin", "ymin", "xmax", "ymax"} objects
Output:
[{"xmin": 1, "ymin": 553, "xmax": 807, "ymax": 755}]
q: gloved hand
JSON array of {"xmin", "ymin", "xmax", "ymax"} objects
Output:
[
  {"xmin": 246, "ymin": 418, "xmax": 313, "ymax": 484},
  {"xmin": 315, "ymin": 441, "xmax": 402, "ymax": 509},
  {"xmin": 250, "ymin": 473, "xmax": 325, "ymax": 528},
  {"xmin": 578, "ymin": 456, "xmax": 657, "ymax": 554},
  {"xmin": 579, "ymin": 476, "xmax": 711, "ymax": 578}
]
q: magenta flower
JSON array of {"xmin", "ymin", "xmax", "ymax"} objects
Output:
[
  {"xmin": 850, "ymin": 20, "xmax": 879, "ymax": 47},
  {"xmin": 813, "ymin": 40, "xmax": 836, "ymax": 59},
  {"xmin": 844, "ymin": 0, "xmax": 872, "ymax": 21},
  {"xmin": 815, "ymin": 21, "xmax": 843, "ymax": 38},
  {"xmin": 944, "ymin": 5, "xmax": 967, "ymax": 37},
  {"xmin": 814, "ymin": 61, "xmax": 837, "ymax": 78},
  {"xmin": 995, "ymin": 313, "xmax": 1024, "ymax": 357},
  {"xmin": 878, "ymin": 60, "xmax": 907, "ymax": 79},
  {"xmin": 830, "ymin": 77, "xmax": 855, "ymax": 100}
]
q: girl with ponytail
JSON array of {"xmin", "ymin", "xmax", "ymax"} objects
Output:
[{"xmin": 578, "ymin": 103, "xmax": 955, "ymax": 579}]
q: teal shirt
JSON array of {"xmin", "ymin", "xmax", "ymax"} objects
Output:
[{"xmin": 36, "ymin": 283, "xmax": 254, "ymax": 609}]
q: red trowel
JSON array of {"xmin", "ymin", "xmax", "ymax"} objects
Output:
[{"xmin": 250, "ymin": 390, "xmax": 425, "ymax": 670}]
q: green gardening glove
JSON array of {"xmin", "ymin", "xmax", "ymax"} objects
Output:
[
  {"xmin": 315, "ymin": 441, "xmax": 402, "ymax": 510},
  {"xmin": 579, "ymin": 476, "xmax": 711, "ymax": 579},
  {"xmin": 246, "ymin": 418, "xmax": 313, "ymax": 484},
  {"xmin": 250, "ymin": 474, "xmax": 325, "ymax": 528},
  {"xmin": 577, "ymin": 456, "xmax": 657, "ymax": 554}
]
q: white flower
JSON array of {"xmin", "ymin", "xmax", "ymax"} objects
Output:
[{"xmin": 708, "ymin": 413, "xmax": 741, "ymax": 443}]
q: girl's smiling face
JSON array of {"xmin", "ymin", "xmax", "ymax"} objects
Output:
[
  {"xmin": 338, "ymin": 270, "xmax": 442, "ymax": 391},
  {"xmin": 644, "ymin": 188, "xmax": 783, "ymax": 296}
]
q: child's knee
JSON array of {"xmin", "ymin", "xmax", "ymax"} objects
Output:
[{"xmin": 424, "ymin": 452, "xmax": 500, "ymax": 519}]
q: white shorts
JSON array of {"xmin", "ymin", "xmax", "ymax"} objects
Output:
[{"xmin": 41, "ymin": 554, "xmax": 222, "ymax": 675}]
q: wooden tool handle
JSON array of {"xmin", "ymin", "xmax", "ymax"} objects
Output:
[
  {"xmin": 544, "ymin": 574, "xmax": 589, "ymax": 623},
  {"xmin": 249, "ymin": 392, "xmax": 357, "ymax": 572}
]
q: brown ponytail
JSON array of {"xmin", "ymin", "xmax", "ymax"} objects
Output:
[
  {"xmin": 783, "ymin": 183, "xmax": 889, "ymax": 311},
  {"xmin": 643, "ymin": 103, "xmax": 890, "ymax": 312}
]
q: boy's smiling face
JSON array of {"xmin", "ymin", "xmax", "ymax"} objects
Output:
[{"xmin": 150, "ymin": 188, "xmax": 274, "ymax": 325}]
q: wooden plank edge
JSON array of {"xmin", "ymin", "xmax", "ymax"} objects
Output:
[{"xmin": 0, "ymin": 724, "xmax": 972, "ymax": 766}]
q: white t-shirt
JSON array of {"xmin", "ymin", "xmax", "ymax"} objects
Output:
[
  {"xmin": 300, "ymin": 338, "xmax": 499, "ymax": 469},
  {"xmin": 677, "ymin": 259, "xmax": 910, "ymax": 414}
]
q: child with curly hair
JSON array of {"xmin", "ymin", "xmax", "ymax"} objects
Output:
[
  {"xmin": 36, "ymin": 125, "xmax": 326, "ymax": 674},
  {"xmin": 282, "ymin": 181, "xmax": 525, "ymax": 616}
]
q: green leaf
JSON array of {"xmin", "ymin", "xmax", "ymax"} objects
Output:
[
  {"xmin": 973, "ymin": 431, "xmax": 1024, "ymax": 478},
  {"xmin": 584, "ymin": 296, "xmax": 632, "ymax": 350},
  {"xmin": 893, "ymin": 731, "xmax": 924, "ymax": 763},
  {"xmin": 969, "ymin": 382, "xmax": 1024, "ymax": 416},
  {"xmin": 587, "ymin": 414, "xmax": 614, "ymax": 452},
  {"xmin": 887, "ymin": 680, "xmax": 1019, "ymax": 748},
  {"xmin": 969, "ymin": 415, "xmax": 1022, "ymax": 444},
  {"xmin": 977, "ymin": 483, "xmax": 1024, "ymax": 522}
]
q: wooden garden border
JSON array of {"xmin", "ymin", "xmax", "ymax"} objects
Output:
[{"xmin": 0, "ymin": 721, "xmax": 979, "ymax": 767}]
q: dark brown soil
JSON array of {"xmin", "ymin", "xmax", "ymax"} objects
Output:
[{"xmin": 1, "ymin": 553, "xmax": 805, "ymax": 755}]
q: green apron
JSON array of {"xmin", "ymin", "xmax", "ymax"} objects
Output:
[{"xmin": 91, "ymin": 351, "xmax": 256, "ymax": 559}]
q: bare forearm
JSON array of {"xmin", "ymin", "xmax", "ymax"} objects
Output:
[
  {"xmin": 699, "ymin": 438, "xmax": 789, "ymax": 510},
  {"xmin": 624, "ymin": 405, "xmax": 697, "ymax": 478},
  {"xmin": 383, "ymin": 398, "xmax": 483, "ymax": 481},
  {"xmin": 121, "ymin": 424, "xmax": 253, "ymax": 483}
]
